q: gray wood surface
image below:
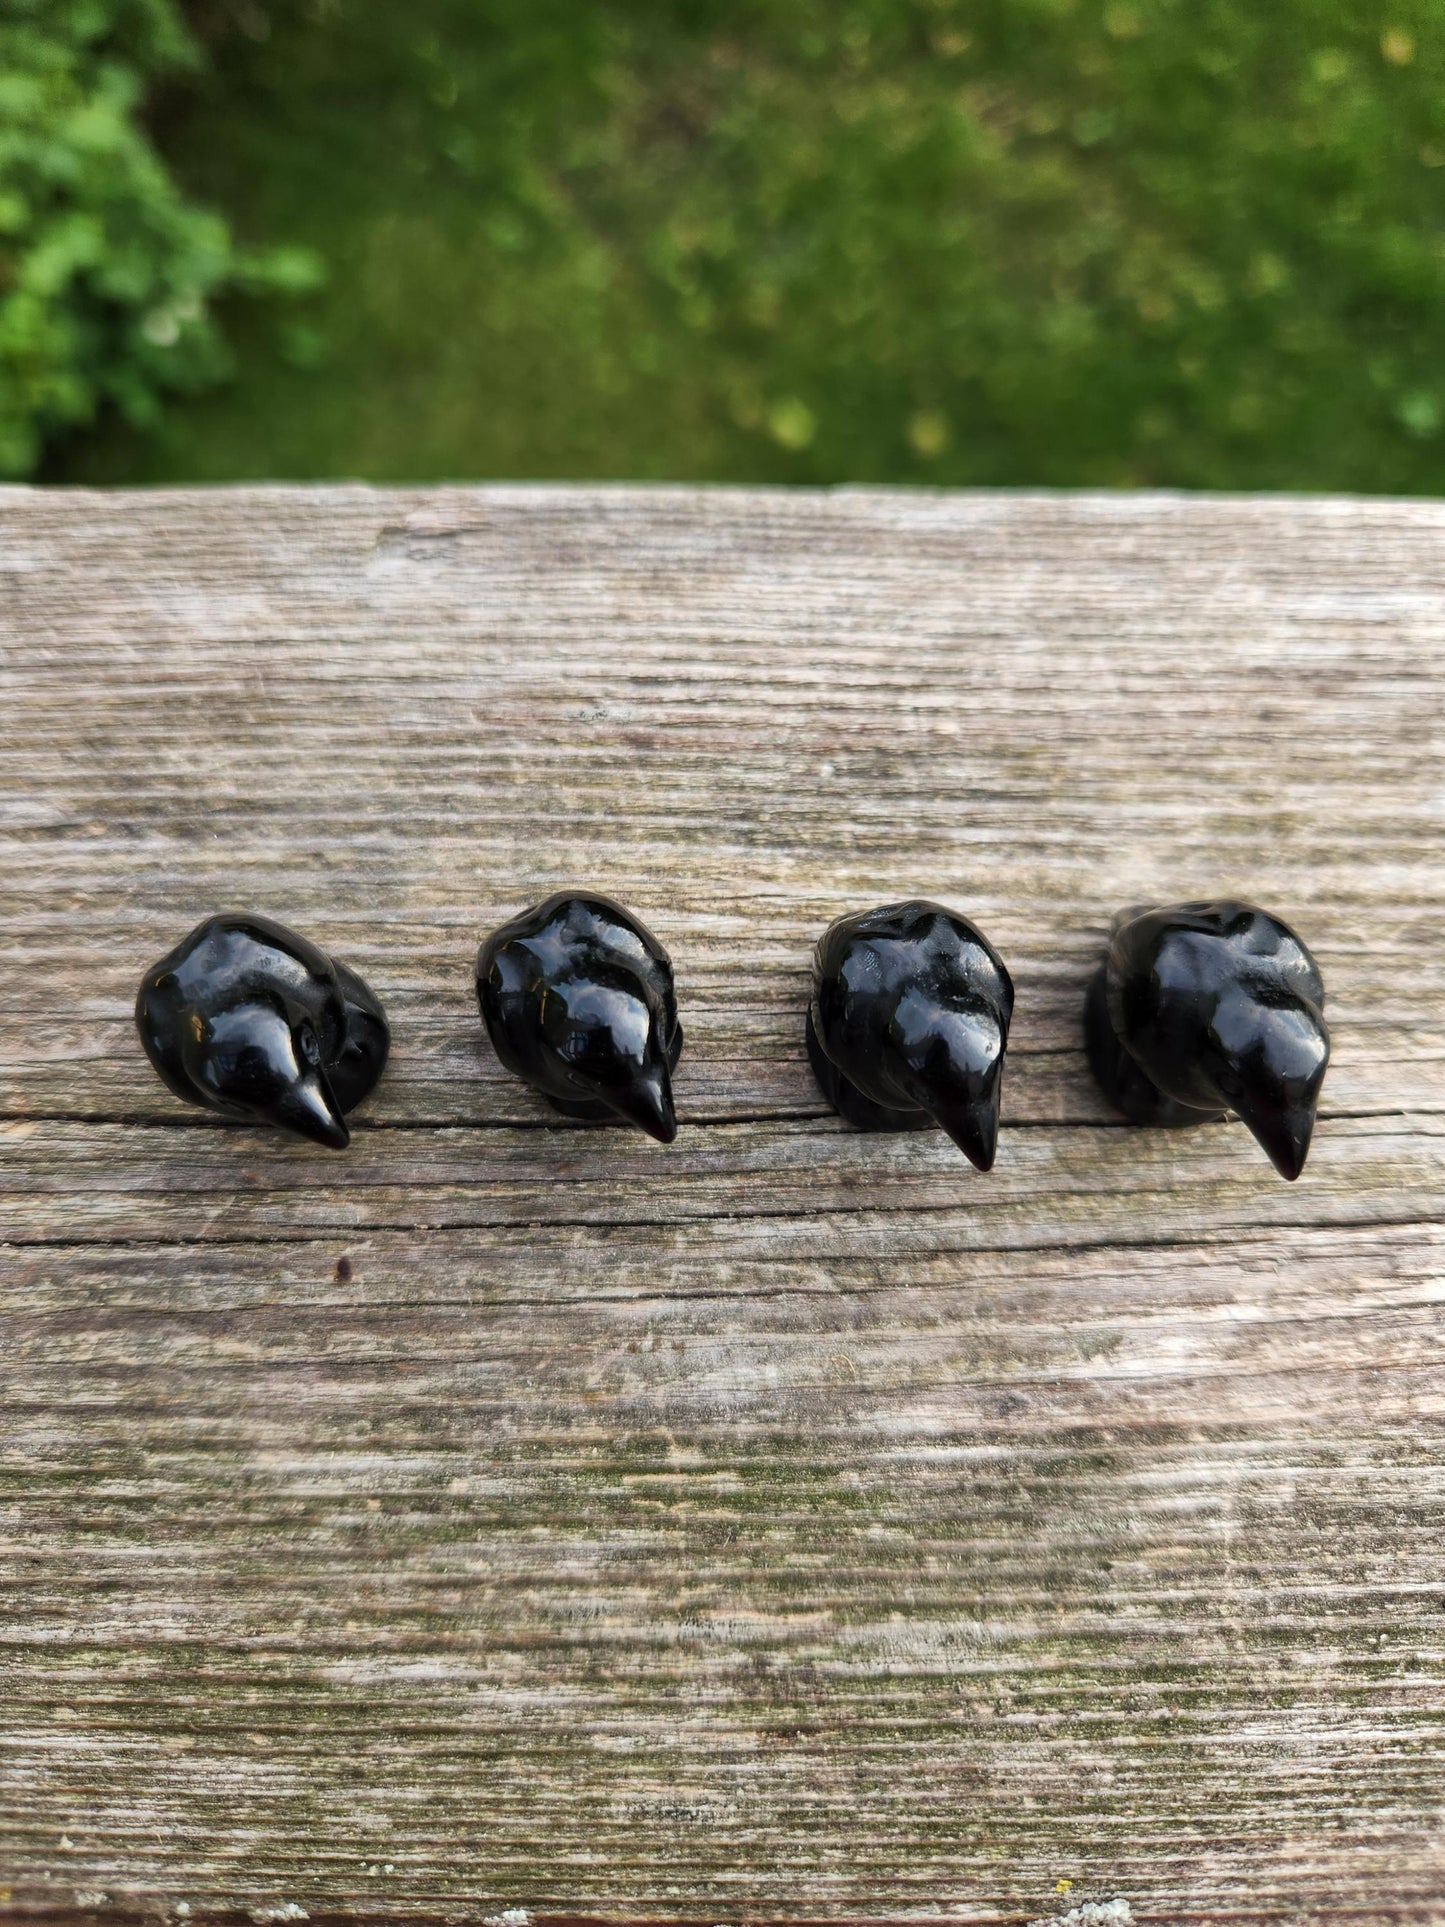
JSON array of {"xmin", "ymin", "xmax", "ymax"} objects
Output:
[{"xmin": 1, "ymin": 485, "xmax": 1443, "ymax": 1927}]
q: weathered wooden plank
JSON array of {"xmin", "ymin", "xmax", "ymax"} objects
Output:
[{"xmin": 0, "ymin": 486, "xmax": 1443, "ymax": 1926}]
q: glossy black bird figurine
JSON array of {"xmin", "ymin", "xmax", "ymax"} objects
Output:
[
  {"xmin": 1083, "ymin": 899, "xmax": 1329, "ymax": 1180},
  {"xmin": 806, "ymin": 900, "xmax": 1015, "ymax": 1171},
  {"xmin": 476, "ymin": 892, "xmax": 683, "ymax": 1142},
  {"xmin": 135, "ymin": 913, "xmax": 390, "ymax": 1149}
]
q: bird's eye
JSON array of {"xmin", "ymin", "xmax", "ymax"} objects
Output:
[{"xmin": 296, "ymin": 1023, "xmax": 321, "ymax": 1067}]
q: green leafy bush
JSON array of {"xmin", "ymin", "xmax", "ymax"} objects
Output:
[{"xmin": 0, "ymin": 0, "xmax": 317, "ymax": 476}]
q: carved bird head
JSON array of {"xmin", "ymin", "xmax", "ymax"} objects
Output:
[
  {"xmin": 1105, "ymin": 899, "xmax": 1330, "ymax": 1180},
  {"xmin": 477, "ymin": 892, "xmax": 682, "ymax": 1143},
  {"xmin": 810, "ymin": 900, "xmax": 1015, "ymax": 1172},
  {"xmin": 136, "ymin": 913, "xmax": 354, "ymax": 1148}
]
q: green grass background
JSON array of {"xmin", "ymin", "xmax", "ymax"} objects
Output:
[{"xmin": 53, "ymin": 0, "xmax": 1445, "ymax": 489}]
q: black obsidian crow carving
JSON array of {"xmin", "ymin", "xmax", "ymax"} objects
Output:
[
  {"xmin": 806, "ymin": 900, "xmax": 1015, "ymax": 1172},
  {"xmin": 476, "ymin": 892, "xmax": 683, "ymax": 1142},
  {"xmin": 1083, "ymin": 899, "xmax": 1329, "ymax": 1180},
  {"xmin": 135, "ymin": 913, "xmax": 389, "ymax": 1149}
]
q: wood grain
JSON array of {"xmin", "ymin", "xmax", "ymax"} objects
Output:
[{"xmin": 0, "ymin": 485, "xmax": 1442, "ymax": 1926}]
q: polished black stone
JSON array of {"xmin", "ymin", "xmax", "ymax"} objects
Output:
[
  {"xmin": 807, "ymin": 900, "xmax": 1014, "ymax": 1172},
  {"xmin": 135, "ymin": 913, "xmax": 390, "ymax": 1149},
  {"xmin": 1083, "ymin": 899, "xmax": 1330, "ymax": 1181},
  {"xmin": 476, "ymin": 892, "xmax": 683, "ymax": 1142}
]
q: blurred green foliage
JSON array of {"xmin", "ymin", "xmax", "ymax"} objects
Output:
[
  {"xmin": 0, "ymin": 0, "xmax": 316, "ymax": 476},
  {"xmin": 37, "ymin": 0, "xmax": 1445, "ymax": 487}
]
